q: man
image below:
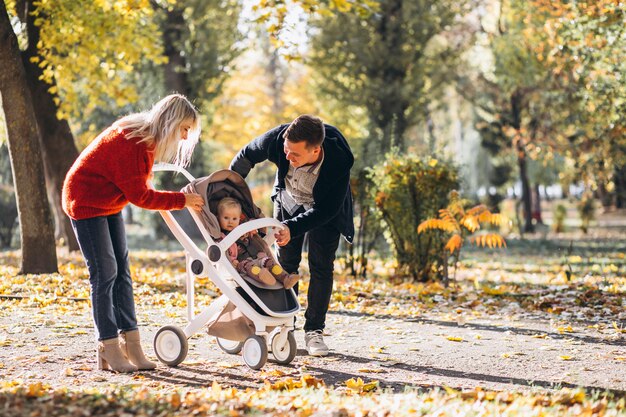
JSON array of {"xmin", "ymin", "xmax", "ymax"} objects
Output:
[{"xmin": 229, "ymin": 115, "xmax": 354, "ymax": 356}]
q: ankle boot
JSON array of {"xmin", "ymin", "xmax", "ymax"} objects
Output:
[
  {"xmin": 121, "ymin": 330, "xmax": 157, "ymax": 370},
  {"xmin": 97, "ymin": 338, "xmax": 138, "ymax": 373}
]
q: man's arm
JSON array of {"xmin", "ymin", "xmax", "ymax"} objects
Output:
[{"xmin": 229, "ymin": 124, "xmax": 287, "ymax": 178}]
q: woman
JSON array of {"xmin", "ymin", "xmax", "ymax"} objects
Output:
[{"xmin": 62, "ymin": 94, "xmax": 204, "ymax": 373}]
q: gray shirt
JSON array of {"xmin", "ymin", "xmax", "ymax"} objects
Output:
[{"xmin": 280, "ymin": 151, "xmax": 324, "ymax": 215}]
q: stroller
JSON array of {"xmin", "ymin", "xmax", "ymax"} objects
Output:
[{"xmin": 150, "ymin": 164, "xmax": 300, "ymax": 370}]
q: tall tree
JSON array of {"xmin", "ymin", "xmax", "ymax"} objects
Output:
[
  {"xmin": 152, "ymin": 0, "xmax": 242, "ymax": 107},
  {"xmin": 309, "ymin": 0, "xmax": 469, "ymax": 156},
  {"xmin": 17, "ymin": 0, "xmax": 79, "ymax": 250},
  {"xmin": 526, "ymin": 0, "xmax": 626, "ymax": 196},
  {"xmin": 10, "ymin": 0, "xmax": 167, "ymax": 249},
  {"xmin": 0, "ymin": 0, "xmax": 57, "ymax": 273},
  {"xmin": 470, "ymin": 0, "xmax": 625, "ymax": 231},
  {"xmin": 457, "ymin": 0, "xmax": 556, "ymax": 233}
]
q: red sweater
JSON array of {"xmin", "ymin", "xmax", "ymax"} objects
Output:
[{"xmin": 62, "ymin": 127, "xmax": 186, "ymax": 220}]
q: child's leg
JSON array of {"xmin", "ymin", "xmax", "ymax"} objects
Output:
[
  {"xmin": 261, "ymin": 257, "xmax": 299, "ymax": 289},
  {"xmin": 238, "ymin": 258, "xmax": 276, "ymax": 285},
  {"xmin": 261, "ymin": 257, "xmax": 285, "ymax": 278}
]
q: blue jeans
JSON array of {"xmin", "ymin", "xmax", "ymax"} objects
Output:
[
  {"xmin": 274, "ymin": 203, "xmax": 340, "ymax": 332},
  {"xmin": 70, "ymin": 212, "xmax": 137, "ymax": 341}
]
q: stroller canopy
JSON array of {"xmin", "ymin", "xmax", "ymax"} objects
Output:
[{"xmin": 181, "ymin": 169, "xmax": 264, "ymax": 240}]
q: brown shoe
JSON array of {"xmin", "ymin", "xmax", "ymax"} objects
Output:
[
  {"xmin": 97, "ymin": 337, "xmax": 138, "ymax": 373},
  {"xmin": 120, "ymin": 330, "xmax": 157, "ymax": 370},
  {"xmin": 280, "ymin": 273, "xmax": 300, "ymax": 289}
]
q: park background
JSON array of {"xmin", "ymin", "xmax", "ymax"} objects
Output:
[{"xmin": 1, "ymin": 0, "xmax": 625, "ymax": 416}]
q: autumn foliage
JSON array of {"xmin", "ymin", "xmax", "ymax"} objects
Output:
[
  {"xmin": 418, "ymin": 191, "xmax": 508, "ymax": 279},
  {"xmin": 368, "ymin": 153, "xmax": 458, "ymax": 281}
]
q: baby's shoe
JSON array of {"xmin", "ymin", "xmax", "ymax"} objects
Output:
[
  {"xmin": 268, "ymin": 264, "xmax": 299, "ymax": 289},
  {"xmin": 280, "ymin": 273, "xmax": 299, "ymax": 289}
]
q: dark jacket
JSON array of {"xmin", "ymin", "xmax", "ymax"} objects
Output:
[{"xmin": 229, "ymin": 123, "xmax": 354, "ymax": 243}]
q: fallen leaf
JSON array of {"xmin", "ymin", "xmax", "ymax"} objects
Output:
[{"xmin": 358, "ymin": 368, "xmax": 385, "ymax": 373}]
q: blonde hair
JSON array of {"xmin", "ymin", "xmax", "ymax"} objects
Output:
[
  {"xmin": 217, "ymin": 197, "xmax": 241, "ymax": 215},
  {"xmin": 114, "ymin": 94, "xmax": 200, "ymax": 167}
]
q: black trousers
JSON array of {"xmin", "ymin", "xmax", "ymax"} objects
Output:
[{"xmin": 274, "ymin": 202, "xmax": 340, "ymax": 332}]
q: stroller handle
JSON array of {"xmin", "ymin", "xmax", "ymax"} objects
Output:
[
  {"xmin": 153, "ymin": 163, "xmax": 195, "ymax": 183},
  {"xmin": 218, "ymin": 218, "xmax": 285, "ymax": 251}
]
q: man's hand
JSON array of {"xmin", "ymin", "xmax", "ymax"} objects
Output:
[{"xmin": 274, "ymin": 225, "xmax": 291, "ymax": 246}]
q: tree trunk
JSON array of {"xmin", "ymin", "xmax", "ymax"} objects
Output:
[
  {"xmin": 511, "ymin": 91, "xmax": 534, "ymax": 233},
  {"xmin": 162, "ymin": 5, "xmax": 190, "ymax": 96},
  {"xmin": 0, "ymin": 2, "xmax": 57, "ymax": 273},
  {"xmin": 532, "ymin": 183, "xmax": 543, "ymax": 224},
  {"xmin": 266, "ymin": 46, "xmax": 285, "ymax": 117},
  {"xmin": 123, "ymin": 205, "xmax": 135, "ymax": 225},
  {"xmin": 21, "ymin": 0, "xmax": 79, "ymax": 251},
  {"xmin": 596, "ymin": 181, "xmax": 613, "ymax": 210},
  {"xmin": 516, "ymin": 141, "xmax": 533, "ymax": 233},
  {"xmin": 370, "ymin": 0, "xmax": 409, "ymax": 154},
  {"xmin": 615, "ymin": 165, "xmax": 626, "ymax": 209}
]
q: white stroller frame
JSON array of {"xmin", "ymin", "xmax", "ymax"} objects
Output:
[{"xmin": 151, "ymin": 163, "xmax": 301, "ymax": 370}]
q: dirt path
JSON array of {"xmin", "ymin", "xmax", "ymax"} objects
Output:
[{"xmin": 1, "ymin": 302, "xmax": 624, "ymax": 394}]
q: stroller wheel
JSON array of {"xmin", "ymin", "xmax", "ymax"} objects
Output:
[
  {"xmin": 242, "ymin": 335, "xmax": 268, "ymax": 370},
  {"xmin": 271, "ymin": 331, "xmax": 297, "ymax": 365},
  {"xmin": 154, "ymin": 325, "xmax": 188, "ymax": 367},
  {"xmin": 216, "ymin": 337, "xmax": 243, "ymax": 354}
]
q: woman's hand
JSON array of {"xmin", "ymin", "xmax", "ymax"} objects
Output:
[{"xmin": 184, "ymin": 193, "xmax": 204, "ymax": 211}]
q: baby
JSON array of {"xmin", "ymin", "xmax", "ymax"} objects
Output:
[{"xmin": 217, "ymin": 197, "xmax": 299, "ymax": 289}]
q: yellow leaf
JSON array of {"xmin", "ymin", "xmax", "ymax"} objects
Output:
[
  {"xmin": 418, "ymin": 218, "xmax": 456, "ymax": 233},
  {"xmin": 261, "ymin": 369, "xmax": 286, "ymax": 377},
  {"xmin": 169, "ymin": 392, "xmax": 181, "ymax": 408},
  {"xmin": 216, "ymin": 362, "xmax": 240, "ymax": 369},
  {"xmin": 445, "ymin": 235, "xmax": 462, "ymax": 253},
  {"xmin": 26, "ymin": 382, "xmax": 47, "ymax": 397},
  {"xmin": 557, "ymin": 325, "xmax": 574, "ymax": 334},
  {"xmin": 612, "ymin": 321, "xmax": 626, "ymax": 333},
  {"xmin": 443, "ymin": 385, "xmax": 459, "ymax": 395},
  {"xmin": 466, "ymin": 205, "xmax": 488, "ymax": 216},
  {"xmin": 346, "ymin": 377, "xmax": 364, "ymax": 391},
  {"xmin": 460, "ymin": 216, "xmax": 479, "ymax": 232},
  {"xmin": 559, "ymin": 355, "xmax": 573, "ymax": 360},
  {"xmin": 446, "ymin": 336, "xmax": 464, "ymax": 342},
  {"xmin": 358, "ymin": 368, "xmax": 385, "ymax": 373},
  {"xmin": 481, "ymin": 285, "xmax": 506, "ymax": 295},
  {"xmin": 301, "ymin": 374, "xmax": 324, "ymax": 388},
  {"xmin": 37, "ymin": 346, "xmax": 52, "ymax": 352},
  {"xmin": 362, "ymin": 381, "xmax": 379, "ymax": 392},
  {"xmin": 471, "ymin": 233, "xmax": 506, "ymax": 249}
]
